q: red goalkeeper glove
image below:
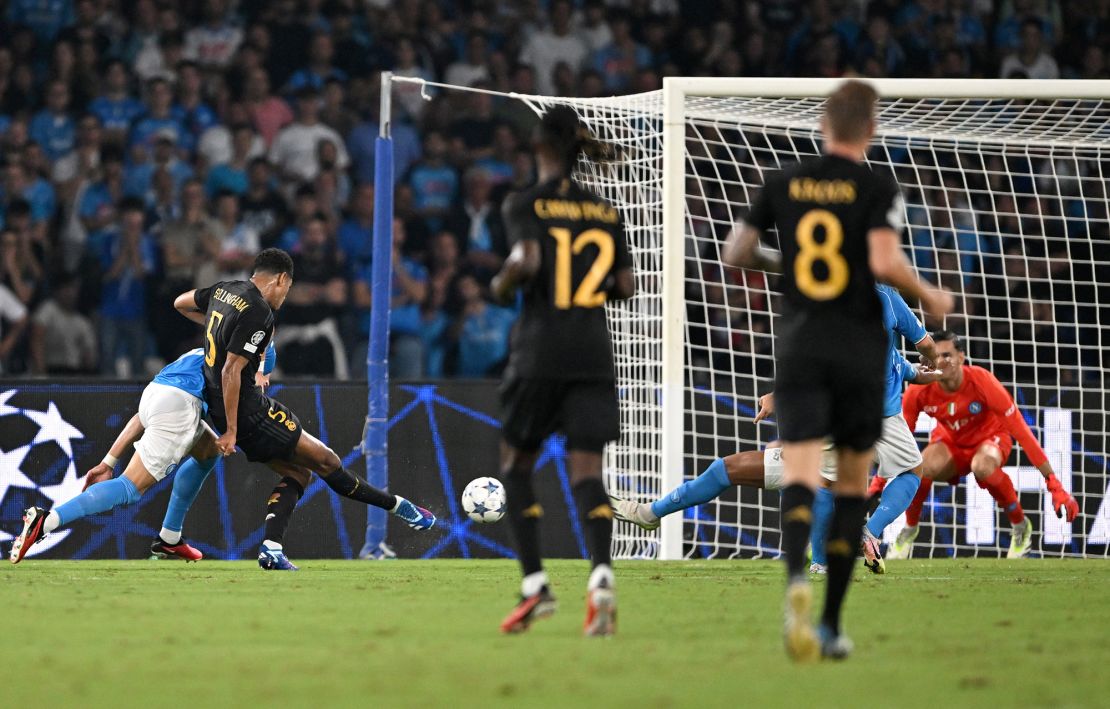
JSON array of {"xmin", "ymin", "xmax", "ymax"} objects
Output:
[{"xmin": 1045, "ymin": 474, "xmax": 1079, "ymax": 522}]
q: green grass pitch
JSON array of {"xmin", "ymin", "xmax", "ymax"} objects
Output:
[{"xmin": 3, "ymin": 559, "xmax": 1109, "ymax": 708}]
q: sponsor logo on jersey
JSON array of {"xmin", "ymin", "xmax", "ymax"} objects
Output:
[{"xmin": 969, "ymin": 401, "xmax": 982, "ymax": 414}]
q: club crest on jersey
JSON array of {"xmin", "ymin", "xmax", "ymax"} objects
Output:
[
  {"xmin": 250, "ymin": 331, "xmax": 266, "ymax": 345},
  {"xmin": 947, "ymin": 402, "xmax": 957, "ymax": 416},
  {"xmin": 969, "ymin": 401, "xmax": 982, "ymax": 414}
]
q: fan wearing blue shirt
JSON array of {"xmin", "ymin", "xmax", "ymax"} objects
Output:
[
  {"xmin": 88, "ymin": 60, "xmax": 146, "ymax": 135},
  {"xmin": 29, "ymin": 80, "xmax": 76, "ymax": 161}
]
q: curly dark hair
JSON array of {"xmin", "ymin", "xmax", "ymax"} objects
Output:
[{"xmin": 252, "ymin": 248, "xmax": 294, "ymax": 278}]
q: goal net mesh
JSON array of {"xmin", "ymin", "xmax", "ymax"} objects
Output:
[{"xmin": 420, "ymin": 80, "xmax": 1110, "ymax": 560}]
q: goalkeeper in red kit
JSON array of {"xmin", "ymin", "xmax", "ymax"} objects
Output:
[{"xmin": 877, "ymin": 330, "xmax": 1078, "ymax": 559}]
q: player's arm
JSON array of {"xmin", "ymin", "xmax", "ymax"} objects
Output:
[
  {"xmin": 491, "ymin": 239, "xmax": 540, "ymax": 304},
  {"xmin": 899, "ymin": 351, "xmax": 941, "ymax": 385},
  {"xmin": 216, "ymin": 353, "xmax": 247, "ymax": 455},
  {"xmin": 491, "ymin": 193, "xmax": 542, "ymax": 304},
  {"xmin": 915, "ymin": 334, "xmax": 939, "ymax": 370},
  {"xmin": 721, "ymin": 222, "xmax": 782, "ymax": 274},
  {"xmin": 978, "ymin": 370, "xmax": 1078, "ymax": 521},
  {"xmin": 887, "ymin": 286, "xmax": 940, "ymax": 369},
  {"xmin": 84, "ymin": 414, "xmax": 146, "ymax": 489},
  {"xmin": 174, "ymin": 289, "xmax": 207, "ymax": 325},
  {"xmin": 868, "ymin": 228, "xmax": 951, "ymax": 320}
]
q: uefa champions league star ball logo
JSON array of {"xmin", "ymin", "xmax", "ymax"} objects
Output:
[{"xmin": 0, "ymin": 390, "xmax": 87, "ymax": 558}]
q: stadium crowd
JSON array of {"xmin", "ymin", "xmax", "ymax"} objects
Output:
[{"xmin": 0, "ymin": 0, "xmax": 1103, "ymax": 379}]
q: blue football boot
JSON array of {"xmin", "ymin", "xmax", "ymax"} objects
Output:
[
  {"xmin": 258, "ymin": 540, "xmax": 299, "ymax": 571},
  {"xmin": 393, "ymin": 497, "xmax": 436, "ymax": 530}
]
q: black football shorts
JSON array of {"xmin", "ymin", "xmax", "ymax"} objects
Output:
[
  {"xmin": 213, "ymin": 395, "xmax": 304, "ymax": 463},
  {"xmin": 500, "ymin": 376, "xmax": 621, "ymax": 453},
  {"xmin": 773, "ymin": 344, "xmax": 885, "ymax": 452}
]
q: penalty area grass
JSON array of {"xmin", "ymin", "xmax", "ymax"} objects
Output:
[{"xmin": 2, "ymin": 558, "xmax": 1108, "ymax": 708}]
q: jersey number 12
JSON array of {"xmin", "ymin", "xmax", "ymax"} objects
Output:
[{"xmin": 548, "ymin": 227, "xmax": 614, "ymax": 309}]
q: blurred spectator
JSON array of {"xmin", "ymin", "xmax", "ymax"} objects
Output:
[
  {"xmin": 520, "ymin": 0, "xmax": 590, "ymax": 95},
  {"xmin": 579, "ymin": 2, "xmax": 613, "ymax": 53},
  {"xmin": 338, "ymin": 183, "xmax": 375, "ymax": 276},
  {"xmin": 88, "ymin": 59, "xmax": 144, "ymax": 138},
  {"xmin": 276, "ymin": 184, "xmax": 323, "ymax": 251},
  {"xmin": 3, "ymin": 161, "xmax": 56, "ymax": 245},
  {"xmin": 196, "ymin": 191, "xmax": 260, "ymax": 286},
  {"xmin": 408, "ymin": 130, "xmax": 458, "ymax": 233},
  {"xmin": 156, "ymin": 179, "xmax": 216, "ymax": 358},
  {"xmin": 354, "ymin": 217, "xmax": 427, "ymax": 379},
  {"xmin": 452, "ymin": 271, "xmax": 515, "ymax": 377},
  {"xmin": 391, "ymin": 35, "xmax": 435, "ymax": 122},
  {"xmin": 855, "ymin": 14, "xmax": 905, "ymax": 77},
  {"xmin": 494, "ymin": 64, "xmax": 540, "ymax": 138},
  {"xmin": 205, "ymin": 123, "xmax": 259, "ymax": 197},
  {"xmin": 448, "ymin": 87, "xmax": 499, "ymax": 164},
  {"xmin": 286, "ymin": 30, "xmax": 348, "ymax": 94},
  {"xmin": 119, "ymin": 0, "xmax": 160, "ymax": 66},
  {"xmin": 0, "ymin": 225, "xmax": 42, "ymax": 306},
  {"xmin": 592, "ymin": 15, "xmax": 652, "ymax": 93},
  {"xmin": 445, "ymin": 32, "xmax": 492, "ymax": 88},
  {"xmin": 30, "ymin": 79, "xmax": 76, "ymax": 162},
  {"xmin": 197, "ymin": 102, "xmax": 265, "ymax": 168},
  {"xmin": 184, "ymin": 0, "xmax": 243, "ymax": 69},
  {"xmin": 29, "ymin": 273, "xmax": 96, "ymax": 375},
  {"xmin": 53, "ymin": 114, "xmax": 103, "ymax": 191},
  {"xmin": 445, "ymin": 167, "xmax": 507, "ymax": 285},
  {"xmin": 78, "ymin": 145, "xmax": 126, "ymax": 253},
  {"xmin": 244, "ymin": 67, "xmax": 294, "ymax": 147},
  {"xmin": 130, "ymin": 77, "xmax": 186, "ymax": 158},
  {"xmin": 125, "ymin": 131, "xmax": 194, "ymax": 204},
  {"xmin": 269, "ymin": 87, "xmax": 349, "ymax": 184},
  {"xmin": 240, "ymin": 158, "xmax": 289, "ymax": 249},
  {"xmin": 173, "ymin": 61, "xmax": 219, "ymax": 147},
  {"xmin": 0, "ymin": 277, "xmax": 27, "ymax": 374},
  {"xmin": 136, "ymin": 29, "xmax": 185, "ymax": 83},
  {"xmin": 320, "ymin": 79, "xmax": 358, "ymax": 137},
  {"xmin": 98, "ymin": 198, "xmax": 155, "ymax": 376},
  {"xmin": 999, "ymin": 18, "xmax": 1060, "ymax": 79},
  {"xmin": 348, "ymin": 109, "xmax": 422, "ymax": 186},
  {"xmin": 276, "ymin": 213, "xmax": 348, "ymax": 378}
]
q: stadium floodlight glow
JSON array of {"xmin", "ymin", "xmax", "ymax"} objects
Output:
[{"xmin": 383, "ymin": 75, "xmax": 1110, "ymax": 560}]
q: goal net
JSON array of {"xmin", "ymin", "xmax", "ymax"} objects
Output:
[{"xmin": 393, "ymin": 77, "xmax": 1110, "ymax": 560}]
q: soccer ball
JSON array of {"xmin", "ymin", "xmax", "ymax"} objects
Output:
[{"xmin": 461, "ymin": 477, "xmax": 506, "ymax": 523}]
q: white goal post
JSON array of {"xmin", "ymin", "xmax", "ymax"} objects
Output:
[{"xmin": 386, "ymin": 75, "xmax": 1110, "ymax": 562}]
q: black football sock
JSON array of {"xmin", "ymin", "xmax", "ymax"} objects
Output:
[
  {"xmin": 822, "ymin": 495, "xmax": 867, "ymax": 635},
  {"xmin": 780, "ymin": 484, "xmax": 816, "ymax": 583},
  {"xmin": 573, "ymin": 477, "xmax": 613, "ymax": 568},
  {"xmin": 322, "ymin": 467, "xmax": 396, "ymax": 510},
  {"xmin": 264, "ymin": 476, "xmax": 304, "ymax": 544},
  {"xmin": 504, "ymin": 467, "xmax": 544, "ymax": 578}
]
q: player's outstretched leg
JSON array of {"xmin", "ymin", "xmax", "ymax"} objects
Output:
[
  {"xmin": 888, "ymin": 477, "xmax": 930, "ymax": 560},
  {"xmin": 291, "ymin": 431, "xmax": 436, "ymax": 530},
  {"xmin": 500, "ymin": 445, "xmax": 557, "ymax": 634},
  {"xmin": 10, "ymin": 465, "xmax": 147, "ymax": 564},
  {"xmin": 861, "ymin": 471, "xmax": 921, "ymax": 573},
  {"xmin": 151, "ymin": 455, "xmax": 218, "ymax": 562},
  {"xmin": 808, "ymin": 485, "xmax": 835, "ymax": 574},
  {"xmin": 612, "ymin": 451, "xmax": 762, "ymax": 531}
]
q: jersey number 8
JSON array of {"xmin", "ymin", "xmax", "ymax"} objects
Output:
[
  {"xmin": 794, "ymin": 208, "xmax": 849, "ymax": 301},
  {"xmin": 548, "ymin": 227, "xmax": 614, "ymax": 309}
]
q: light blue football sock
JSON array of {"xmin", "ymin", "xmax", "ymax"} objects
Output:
[
  {"xmin": 53, "ymin": 476, "xmax": 141, "ymax": 528},
  {"xmin": 809, "ymin": 486, "xmax": 835, "ymax": 566},
  {"xmin": 866, "ymin": 472, "xmax": 921, "ymax": 538},
  {"xmin": 161, "ymin": 457, "xmax": 218, "ymax": 534},
  {"xmin": 650, "ymin": 457, "xmax": 731, "ymax": 519}
]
